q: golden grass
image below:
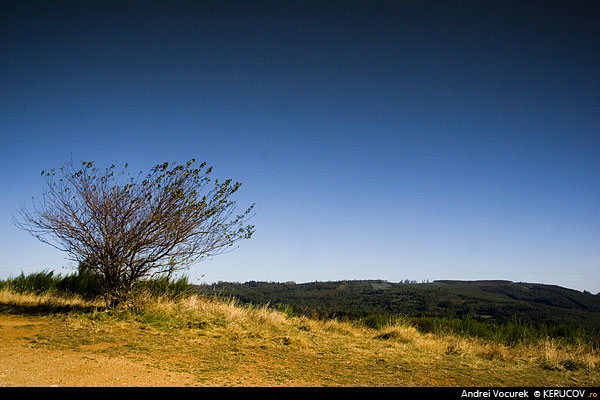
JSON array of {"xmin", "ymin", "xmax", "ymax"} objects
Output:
[
  {"xmin": 376, "ymin": 321, "xmax": 600, "ymax": 369},
  {"xmin": 1, "ymin": 288, "xmax": 598, "ymax": 386},
  {"xmin": 0, "ymin": 287, "xmax": 102, "ymax": 308}
]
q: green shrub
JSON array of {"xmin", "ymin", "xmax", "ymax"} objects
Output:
[
  {"xmin": 56, "ymin": 272, "xmax": 104, "ymax": 299},
  {"xmin": 6, "ymin": 270, "xmax": 61, "ymax": 295},
  {"xmin": 360, "ymin": 313, "xmax": 391, "ymax": 329},
  {"xmin": 275, "ymin": 303, "xmax": 298, "ymax": 318},
  {"xmin": 401, "ymin": 314, "xmax": 600, "ymax": 347},
  {"xmin": 134, "ymin": 275, "xmax": 194, "ymax": 299},
  {"xmin": 1, "ymin": 271, "xmax": 194, "ymax": 303}
]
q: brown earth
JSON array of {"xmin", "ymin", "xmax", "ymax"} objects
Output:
[
  {"xmin": 0, "ymin": 314, "xmax": 196, "ymax": 386},
  {"xmin": 1, "ymin": 296, "xmax": 598, "ymax": 387}
]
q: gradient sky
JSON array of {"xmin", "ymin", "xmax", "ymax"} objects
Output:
[{"xmin": 1, "ymin": 0, "xmax": 599, "ymax": 292}]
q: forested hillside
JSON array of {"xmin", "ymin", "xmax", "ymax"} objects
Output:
[{"xmin": 195, "ymin": 280, "xmax": 600, "ymax": 330}]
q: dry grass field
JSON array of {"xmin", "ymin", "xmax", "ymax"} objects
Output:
[{"xmin": 0, "ymin": 288, "xmax": 598, "ymax": 387}]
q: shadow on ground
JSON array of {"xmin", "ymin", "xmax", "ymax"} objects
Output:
[{"xmin": 0, "ymin": 301, "xmax": 101, "ymax": 316}]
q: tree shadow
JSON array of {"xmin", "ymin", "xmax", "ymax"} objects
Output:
[{"xmin": 0, "ymin": 301, "xmax": 102, "ymax": 316}]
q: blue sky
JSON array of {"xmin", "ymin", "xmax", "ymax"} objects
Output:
[{"xmin": 1, "ymin": 1, "xmax": 599, "ymax": 292}]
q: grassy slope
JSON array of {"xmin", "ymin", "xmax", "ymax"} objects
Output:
[{"xmin": 0, "ymin": 288, "xmax": 598, "ymax": 387}]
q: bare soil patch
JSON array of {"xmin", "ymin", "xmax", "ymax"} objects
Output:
[{"xmin": 0, "ymin": 314, "xmax": 195, "ymax": 386}]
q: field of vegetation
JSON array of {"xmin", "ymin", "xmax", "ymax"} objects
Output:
[
  {"xmin": 198, "ymin": 280, "xmax": 600, "ymax": 347},
  {"xmin": 0, "ymin": 272, "xmax": 599, "ymax": 387}
]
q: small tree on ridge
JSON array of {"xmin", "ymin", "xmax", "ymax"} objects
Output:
[{"xmin": 14, "ymin": 159, "xmax": 255, "ymax": 307}]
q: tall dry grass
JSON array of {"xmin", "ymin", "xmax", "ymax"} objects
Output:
[
  {"xmin": 127, "ymin": 291, "xmax": 600, "ymax": 371},
  {"xmin": 0, "ymin": 286, "xmax": 102, "ymax": 309},
  {"xmin": 1, "ymin": 286, "xmax": 598, "ymax": 375},
  {"xmin": 374, "ymin": 320, "xmax": 600, "ymax": 371}
]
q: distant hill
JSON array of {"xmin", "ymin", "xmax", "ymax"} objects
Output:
[{"xmin": 195, "ymin": 280, "xmax": 600, "ymax": 330}]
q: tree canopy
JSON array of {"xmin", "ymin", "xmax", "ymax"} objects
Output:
[{"xmin": 15, "ymin": 159, "xmax": 255, "ymax": 306}]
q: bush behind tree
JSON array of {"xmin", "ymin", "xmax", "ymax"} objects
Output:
[{"xmin": 1, "ymin": 270, "xmax": 194, "ymax": 302}]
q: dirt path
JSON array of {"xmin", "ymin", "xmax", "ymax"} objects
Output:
[{"xmin": 0, "ymin": 314, "xmax": 195, "ymax": 387}]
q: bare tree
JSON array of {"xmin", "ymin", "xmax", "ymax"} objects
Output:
[{"xmin": 14, "ymin": 159, "xmax": 255, "ymax": 307}]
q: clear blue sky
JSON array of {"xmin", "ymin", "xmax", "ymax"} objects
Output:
[{"xmin": 1, "ymin": 1, "xmax": 599, "ymax": 292}]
